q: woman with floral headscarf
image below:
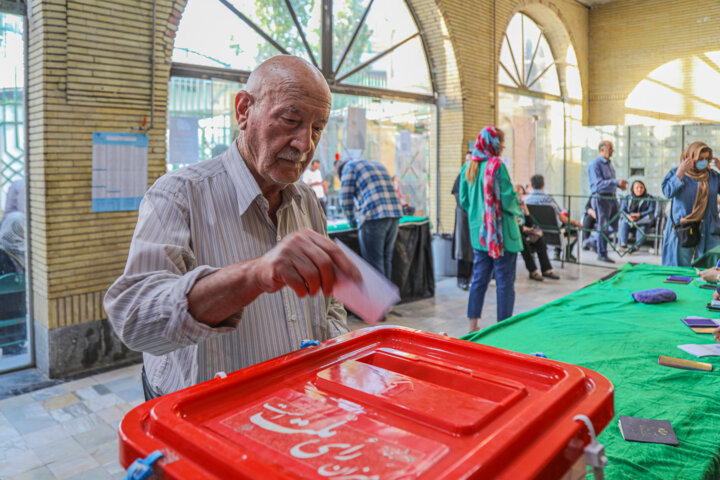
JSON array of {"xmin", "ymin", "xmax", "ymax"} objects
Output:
[
  {"xmin": 662, "ymin": 141, "xmax": 720, "ymax": 266},
  {"xmin": 459, "ymin": 126, "xmax": 523, "ymax": 332}
]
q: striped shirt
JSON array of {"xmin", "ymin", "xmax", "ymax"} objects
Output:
[
  {"xmin": 339, "ymin": 159, "xmax": 403, "ymax": 226},
  {"xmin": 104, "ymin": 142, "xmax": 348, "ymax": 395}
]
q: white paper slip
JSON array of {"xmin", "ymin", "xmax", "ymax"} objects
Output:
[
  {"xmin": 332, "ymin": 240, "xmax": 400, "ymax": 326},
  {"xmin": 677, "ymin": 344, "xmax": 720, "ymax": 358}
]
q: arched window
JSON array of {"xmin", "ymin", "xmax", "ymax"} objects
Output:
[
  {"xmin": 168, "ymin": 0, "xmax": 436, "ymax": 219},
  {"xmin": 497, "ymin": 12, "xmax": 584, "ymax": 216},
  {"xmin": 499, "ymin": 13, "xmax": 560, "ymax": 97}
]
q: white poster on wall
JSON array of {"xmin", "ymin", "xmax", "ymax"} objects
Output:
[
  {"xmin": 169, "ymin": 116, "xmax": 199, "ymax": 165},
  {"xmin": 345, "ymin": 107, "xmax": 367, "ymax": 150},
  {"xmin": 91, "ymin": 132, "xmax": 148, "ymax": 212}
]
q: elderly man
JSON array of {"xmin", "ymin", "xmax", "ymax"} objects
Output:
[
  {"xmin": 104, "ymin": 56, "xmax": 360, "ymax": 399},
  {"xmin": 587, "ymin": 141, "xmax": 627, "ymax": 263}
]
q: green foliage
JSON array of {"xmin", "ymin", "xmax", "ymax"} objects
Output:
[
  {"xmin": 255, "ymin": 0, "xmax": 317, "ymax": 64},
  {"xmin": 333, "ymin": 0, "xmax": 373, "ymax": 73}
]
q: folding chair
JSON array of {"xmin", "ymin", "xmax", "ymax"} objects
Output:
[{"xmin": 526, "ymin": 204, "xmax": 568, "ymax": 268}]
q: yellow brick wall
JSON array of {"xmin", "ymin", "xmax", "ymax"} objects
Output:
[
  {"xmin": 27, "ymin": 0, "xmax": 586, "ymax": 332},
  {"xmin": 28, "ymin": 0, "xmax": 184, "ymax": 329},
  {"xmin": 432, "ymin": 0, "xmax": 589, "ymax": 232},
  {"xmin": 589, "ymin": 0, "xmax": 720, "ymax": 125}
]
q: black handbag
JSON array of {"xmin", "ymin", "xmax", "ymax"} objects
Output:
[{"xmin": 670, "ymin": 200, "xmax": 702, "ymax": 248}]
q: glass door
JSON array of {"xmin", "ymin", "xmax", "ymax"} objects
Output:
[{"xmin": 0, "ymin": 5, "xmax": 30, "ymax": 372}]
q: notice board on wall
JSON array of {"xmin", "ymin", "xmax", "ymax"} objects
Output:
[{"xmin": 91, "ymin": 132, "xmax": 148, "ymax": 212}]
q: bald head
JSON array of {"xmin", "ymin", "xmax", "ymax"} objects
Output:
[{"xmin": 246, "ymin": 55, "xmax": 330, "ymax": 107}]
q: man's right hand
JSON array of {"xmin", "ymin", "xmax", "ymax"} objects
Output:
[
  {"xmin": 251, "ymin": 229, "xmax": 362, "ymax": 298},
  {"xmin": 618, "ymin": 179, "xmax": 628, "ymax": 190},
  {"xmin": 188, "ymin": 229, "xmax": 362, "ymax": 326}
]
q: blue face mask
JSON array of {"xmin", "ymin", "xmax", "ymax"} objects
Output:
[{"xmin": 696, "ymin": 160, "xmax": 709, "ymax": 170}]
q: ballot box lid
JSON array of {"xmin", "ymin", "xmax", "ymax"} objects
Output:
[{"xmin": 119, "ymin": 326, "xmax": 614, "ymax": 479}]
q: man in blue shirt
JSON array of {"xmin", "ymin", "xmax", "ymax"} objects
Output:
[
  {"xmin": 525, "ymin": 174, "xmax": 580, "ymax": 262},
  {"xmin": 338, "ymin": 159, "xmax": 403, "ymax": 279},
  {"xmin": 587, "ymin": 141, "xmax": 628, "ymax": 262}
]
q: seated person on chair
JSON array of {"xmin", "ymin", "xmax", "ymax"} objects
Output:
[
  {"xmin": 619, "ymin": 180, "xmax": 655, "ymax": 253},
  {"xmin": 104, "ymin": 55, "xmax": 361, "ymax": 399},
  {"xmin": 0, "ymin": 211, "xmax": 25, "ymax": 276},
  {"xmin": 524, "ymin": 174, "xmax": 580, "ymax": 261},
  {"xmin": 516, "ymin": 185, "xmax": 559, "ymax": 282}
]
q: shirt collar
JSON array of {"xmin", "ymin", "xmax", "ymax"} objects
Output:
[{"xmin": 222, "ymin": 140, "xmax": 305, "ymax": 216}]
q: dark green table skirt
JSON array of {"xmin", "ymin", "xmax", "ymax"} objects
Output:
[{"xmin": 328, "ymin": 216, "xmax": 434, "ymax": 303}]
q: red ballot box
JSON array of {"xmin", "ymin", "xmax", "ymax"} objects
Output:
[{"xmin": 118, "ymin": 326, "xmax": 614, "ymax": 479}]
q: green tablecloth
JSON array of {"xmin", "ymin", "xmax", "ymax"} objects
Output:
[
  {"xmin": 326, "ymin": 215, "xmax": 429, "ymax": 233},
  {"xmin": 463, "ymin": 263, "xmax": 720, "ymax": 480}
]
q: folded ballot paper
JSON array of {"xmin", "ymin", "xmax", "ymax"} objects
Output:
[
  {"xmin": 332, "ymin": 240, "xmax": 400, "ymax": 326},
  {"xmin": 677, "ymin": 344, "xmax": 720, "ymax": 358}
]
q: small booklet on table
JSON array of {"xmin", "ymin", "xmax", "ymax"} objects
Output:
[
  {"xmin": 664, "ymin": 275, "xmax": 693, "ymax": 284},
  {"xmin": 677, "ymin": 344, "xmax": 720, "ymax": 358},
  {"xmin": 618, "ymin": 416, "xmax": 678, "ymax": 446},
  {"xmin": 691, "ymin": 327, "xmax": 717, "ymax": 334},
  {"xmin": 682, "ymin": 317, "xmax": 720, "ymax": 328}
]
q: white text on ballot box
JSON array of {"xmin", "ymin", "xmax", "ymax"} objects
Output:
[{"xmin": 91, "ymin": 132, "xmax": 148, "ymax": 212}]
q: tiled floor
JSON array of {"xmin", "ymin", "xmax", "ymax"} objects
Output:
[{"xmin": 0, "ymin": 254, "xmax": 651, "ymax": 479}]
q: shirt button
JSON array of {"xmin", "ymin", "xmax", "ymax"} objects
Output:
[{"xmin": 290, "ymin": 314, "xmax": 297, "ymax": 322}]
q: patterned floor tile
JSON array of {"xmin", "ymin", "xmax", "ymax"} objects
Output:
[
  {"xmin": 73, "ymin": 423, "xmax": 117, "ymax": 450},
  {"xmin": 0, "ymin": 449, "xmax": 43, "ymax": 478},
  {"xmin": 62, "ymin": 413, "xmax": 105, "ymax": 436},
  {"xmin": 46, "ymin": 452, "xmax": 100, "ymax": 480},
  {"xmin": 7, "ymin": 465, "xmax": 55, "ymax": 480},
  {"xmin": 40, "ymin": 392, "xmax": 80, "ymax": 412},
  {"xmin": 30, "ymin": 385, "xmax": 68, "ymax": 401},
  {"xmin": 50, "ymin": 402, "xmax": 92, "ymax": 423},
  {"xmin": 34, "ymin": 437, "xmax": 85, "ymax": 464},
  {"xmin": 22, "ymin": 423, "xmax": 70, "ymax": 448},
  {"xmin": 60, "ymin": 376, "xmax": 99, "ymax": 392},
  {"xmin": 84, "ymin": 392, "xmax": 124, "ymax": 412},
  {"xmin": 65, "ymin": 466, "xmax": 113, "ymax": 480},
  {"xmin": 89, "ymin": 439, "xmax": 120, "ymax": 466},
  {"xmin": 115, "ymin": 386, "xmax": 143, "ymax": 403}
]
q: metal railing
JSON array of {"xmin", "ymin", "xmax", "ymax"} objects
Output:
[{"xmin": 525, "ymin": 193, "xmax": 671, "ymax": 267}]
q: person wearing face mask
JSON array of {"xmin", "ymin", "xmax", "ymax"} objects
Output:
[
  {"xmin": 618, "ymin": 180, "xmax": 655, "ymax": 253},
  {"xmin": 662, "ymin": 141, "xmax": 720, "ymax": 266}
]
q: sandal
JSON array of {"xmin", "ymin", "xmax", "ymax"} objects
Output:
[
  {"xmin": 543, "ymin": 271, "xmax": 560, "ymax": 280},
  {"xmin": 529, "ymin": 271, "xmax": 544, "ymax": 282}
]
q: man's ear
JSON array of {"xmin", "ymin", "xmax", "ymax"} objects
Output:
[{"xmin": 235, "ymin": 91, "xmax": 252, "ymax": 130}]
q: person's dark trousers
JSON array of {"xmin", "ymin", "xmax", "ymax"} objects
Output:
[
  {"xmin": 358, "ymin": 217, "xmax": 400, "ymax": 279},
  {"xmin": 590, "ymin": 197, "xmax": 619, "ymax": 256},
  {"xmin": 318, "ymin": 197, "xmax": 327, "ymax": 215},
  {"xmin": 457, "ymin": 259, "xmax": 473, "ymax": 284},
  {"xmin": 522, "ymin": 238, "xmax": 553, "ymax": 274},
  {"xmin": 467, "ymin": 249, "xmax": 517, "ymax": 322},
  {"xmin": 141, "ymin": 366, "xmax": 162, "ymax": 401},
  {"xmin": 582, "ymin": 213, "xmax": 596, "ymax": 242}
]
